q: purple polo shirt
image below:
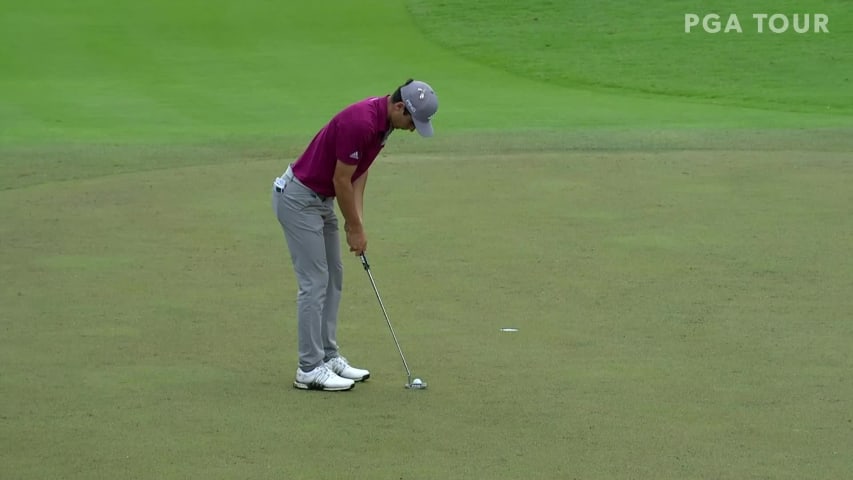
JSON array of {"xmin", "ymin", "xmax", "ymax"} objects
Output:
[{"xmin": 291, "ymin": 96, "xmax": 391, "ymax": 197}]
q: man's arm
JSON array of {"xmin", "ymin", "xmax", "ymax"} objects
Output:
[
  {"xmin": 333, "ymin": 160, "xmax": 361, "ymax": 231},
  {"xmin": 334, "ymin": 161, "xmax": 368, "ymax": 254},
  {"xmin": 353, "ymin": 170, "xmax": 367, "ymax": 223}
]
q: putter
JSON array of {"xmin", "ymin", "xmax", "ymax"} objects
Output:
[{"xmin": 359, "ymin": 253, "xmax": 427, "ymax": 390}]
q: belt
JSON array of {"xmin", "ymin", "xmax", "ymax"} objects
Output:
[
  {"xmin": 274, "ymin": 167, "xmax": 296, "ymax": 193},
  {"xmin": 274, "ymin": 168, "xmax": 329, "ymax": 200}
]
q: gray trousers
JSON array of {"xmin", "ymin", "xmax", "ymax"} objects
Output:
[{"xmin": 272, "ymin": 167, "xmax": 342, "ymax": 371}]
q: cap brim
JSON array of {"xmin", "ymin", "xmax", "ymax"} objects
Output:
[{"xmin": 413, "ymin": 117, "xmax": 433, "ymax": 137}]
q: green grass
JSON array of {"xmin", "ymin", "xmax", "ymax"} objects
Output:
[
  {"xmin": 3, "ymin": 152, "xmax": 852, "ymax": 479},
  {"xmin": 408, "ymin": 0, "xmax": 853, "ymax": 113},
  {"xmin": 1, "ymin": 0, "xmax": 851, "ymax": 147},
  {"xmin": 1, "ymin": 0, "xmax": 852, "ymax": 479}
]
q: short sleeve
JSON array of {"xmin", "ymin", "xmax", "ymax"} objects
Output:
[{"xmin": 335, "ymin": 119, "xmax": 371, "ymax": 165}]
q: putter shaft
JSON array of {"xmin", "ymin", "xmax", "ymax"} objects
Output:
[{"xmin": 360, "ymin": 254, "xmax": 413, "ymax": 383}]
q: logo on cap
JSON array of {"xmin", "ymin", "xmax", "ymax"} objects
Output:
[{"xmin": 405, "ymin": 99, "xmax": 417, "ymax": 114}]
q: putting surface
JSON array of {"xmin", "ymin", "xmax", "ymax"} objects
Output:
[{"xmin": 2, "ymin": 1, "xmax": 852, "ymax": 479}]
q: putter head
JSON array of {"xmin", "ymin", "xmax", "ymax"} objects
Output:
[{"xmin": 405, "ymin": 377, "xmax": 428, "ymax": 390}]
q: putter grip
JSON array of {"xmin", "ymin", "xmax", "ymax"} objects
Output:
[{"xmin": 360, "ymin": 254, "xmax": 370, "ymax": 270}]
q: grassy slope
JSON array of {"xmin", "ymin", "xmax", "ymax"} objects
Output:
[
  {"xmin": 1, "ymin": 0, "xmax": 851, "ymax": 149},
  {"xmin": 2, "ymin": 0, "xmax": 851, "ymax": 190},
  {"xmin": 407, "ymin": 0, "xmax": 853, "ymax": 113}
]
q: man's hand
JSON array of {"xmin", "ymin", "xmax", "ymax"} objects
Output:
[{"xmin": 345, "ymin": 223, "xmax": 367, "ymax": 255}]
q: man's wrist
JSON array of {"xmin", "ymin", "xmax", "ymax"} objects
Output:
[{"xmin": 344, "ymin": 222, "xmax": 363, "ymax": 233}]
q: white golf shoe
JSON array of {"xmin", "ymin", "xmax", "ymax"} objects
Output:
[
  {"xmin": 325, "ymin": 356, "xmax": 371, "ymax": 382},
  {"xmin": 293, "ymin": 365, "xmax": 354, "ymax": 391}
]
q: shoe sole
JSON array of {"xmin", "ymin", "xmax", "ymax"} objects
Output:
[{"xmin": 293, "ymin": 381, "xmax": 354, "ymax": 391}]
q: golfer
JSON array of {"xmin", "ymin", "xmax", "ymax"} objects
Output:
[{"xmin": 272, "ymin": 79, "xmax": 439, "ymax": 391}]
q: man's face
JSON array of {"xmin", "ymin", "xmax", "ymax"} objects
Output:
[{"xmin": 390, "ymin": 101, "xmax": 416, "ymax": 132}]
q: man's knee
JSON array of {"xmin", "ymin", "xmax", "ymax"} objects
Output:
[{"xmin": 297, "ymin": 273, "xmax": 329, "ymax": 301}]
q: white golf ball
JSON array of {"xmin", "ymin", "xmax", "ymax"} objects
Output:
[{"xmin": 412, "ymin": 378, "xmax": 422, "ymax": 385}]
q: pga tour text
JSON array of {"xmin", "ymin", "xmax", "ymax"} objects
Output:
[{"xmin": 685, "ymin": 13, "xmax": 829, "ymax": 33}]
